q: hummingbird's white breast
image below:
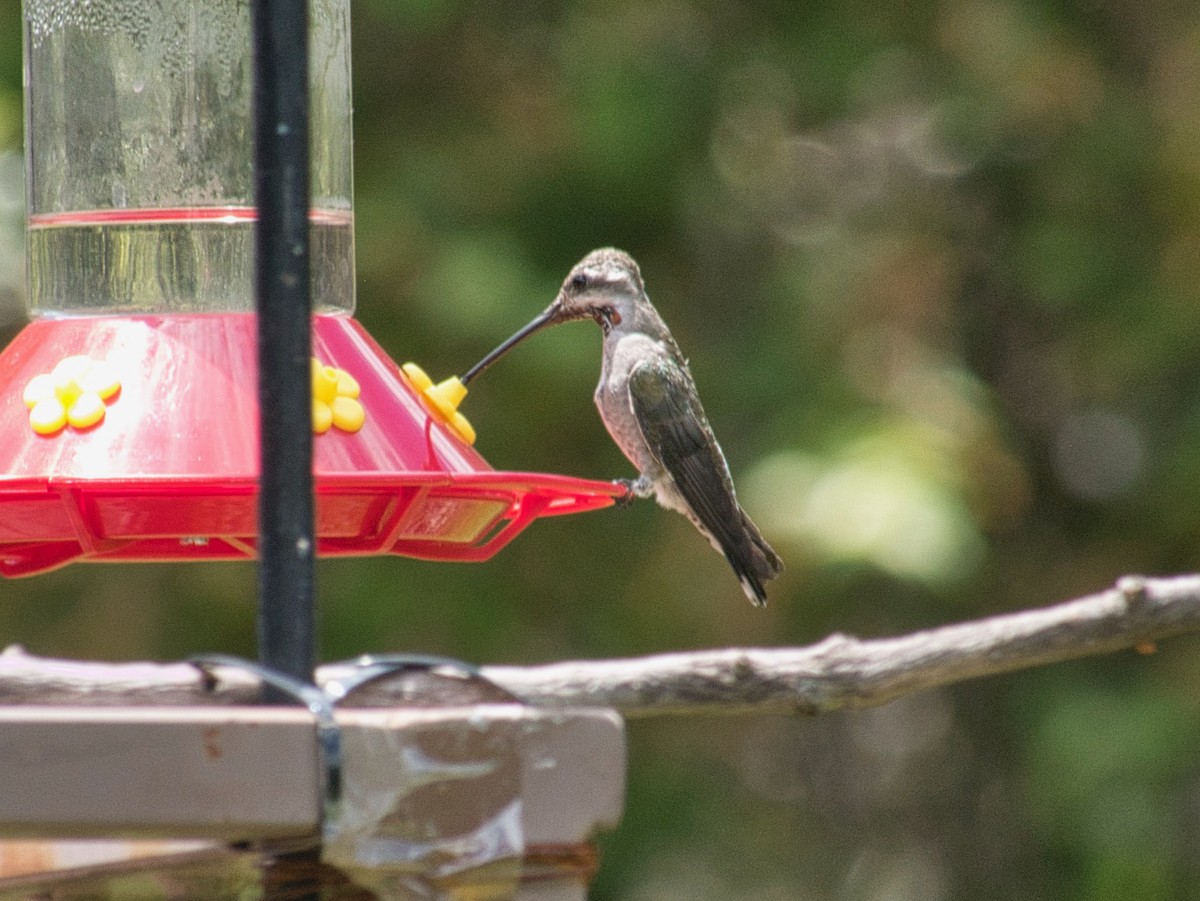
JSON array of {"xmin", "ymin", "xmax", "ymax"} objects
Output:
[{"xmin": 594, "ymin": 330, "xmax": 692, "ymax": 515}]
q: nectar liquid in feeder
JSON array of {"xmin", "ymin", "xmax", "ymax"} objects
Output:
[{"xmin": 23, "ymin": 0, "xmax": 354, "ymax": 315}]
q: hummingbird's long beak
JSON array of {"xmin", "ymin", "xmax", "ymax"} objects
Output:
[{"xmin": 461, "ymin": 297, "xmax": 570, "ymax": 386}]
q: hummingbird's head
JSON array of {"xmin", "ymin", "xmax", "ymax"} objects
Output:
[
  {"xmin": 551, "ymin": 247, "xmax": 646, "ymax": 335},
  {"xmin": 461, "ymin": 248, "xmax": 649, "ymax": 386}
]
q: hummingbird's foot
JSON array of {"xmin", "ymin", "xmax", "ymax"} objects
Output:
[
  {"xmin": 613, "ymin": 482, "xmax": 637, "ymax": 508},
  {"xmin": 613, "ymin": 475, "xmax": 652, "ymax": 507}
]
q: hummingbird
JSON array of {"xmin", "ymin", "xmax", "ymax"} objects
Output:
[{"xmin": 462, "ymin": 248, "xmax": 783, "ymax": 606}]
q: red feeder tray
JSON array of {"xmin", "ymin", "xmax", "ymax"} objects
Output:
[{"xmin": 0, "ymin": 314, "xmax": 624, "ymax": 576}]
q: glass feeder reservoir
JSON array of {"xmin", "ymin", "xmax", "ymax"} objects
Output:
[{"xmin": 0, "ymin": 0, "xmax": 622, "ymax": 576}]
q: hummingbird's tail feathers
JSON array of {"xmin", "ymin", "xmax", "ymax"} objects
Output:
[
  {"xmin": 727, "ymin": 511, "xmax": 783, "ymax": 607},
  {"xmin": 734, "ymin": 567, "xmax": 770, "ymax": 607}
]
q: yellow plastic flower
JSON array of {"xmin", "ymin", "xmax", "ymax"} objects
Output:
[
  {"xmin": 23, "ymin": 355, "xmax": 121, "ymax": 436},
  {"xmin": 311, "ymin": 358, "xmax": 365, "ymax": 434},
  {"xmin": 401, "ymin": 362, "xmax": 475, "ymax": 445}
]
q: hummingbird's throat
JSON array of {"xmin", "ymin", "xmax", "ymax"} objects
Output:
[{"xmin": 593, "ymin": 306, "xmax": 621, "ymax": 334}]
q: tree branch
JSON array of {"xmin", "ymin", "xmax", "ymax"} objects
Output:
[
  {"xmin": 2, "ymin": 574, "xmax": 1198, "ymax": 718},
  {"xmin": 481, "ymin": 574, "xmax": 1200, "ymax": 716}
]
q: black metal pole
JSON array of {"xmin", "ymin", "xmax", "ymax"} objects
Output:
[{"xmin": 252, "ymin": 0, "xmax": 316, "ymax": 684}]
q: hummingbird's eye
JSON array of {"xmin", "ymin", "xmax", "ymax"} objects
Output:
[{"xmin": 570, "ymin": 273, "xmax": 589, "ymax": 291}]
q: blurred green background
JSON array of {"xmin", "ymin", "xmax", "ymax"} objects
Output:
[{"xmin": 4, "ymin": 0, "xmax": 1200, "ymax": 897}]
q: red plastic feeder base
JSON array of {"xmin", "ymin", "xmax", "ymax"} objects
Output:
[{"xmin": 0, "ymin": 315, "xmax": 624, "ymax": 576}]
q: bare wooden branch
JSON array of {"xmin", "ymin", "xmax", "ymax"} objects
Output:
[
  {"xmin": 482, "ymin": 574, "xmax": 1200, "ymax": 716},
  {"xmin": 2, "ymin": 574, "xmax": 1199, "ymax": 718}
]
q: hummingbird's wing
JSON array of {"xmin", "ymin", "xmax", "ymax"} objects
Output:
[{"xmin": 627, "ymin": 358, "xmax": 759, "ymax": 581}]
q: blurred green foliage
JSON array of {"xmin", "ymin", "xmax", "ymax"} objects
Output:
[{"xmin": 3, "ymin": 0, "xmax": 1200, "ymax": 897}]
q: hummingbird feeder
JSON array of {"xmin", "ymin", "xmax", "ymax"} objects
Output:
[{"xmin": 0, "ymin": 0, "xmax": 624, "ymax": 577}]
